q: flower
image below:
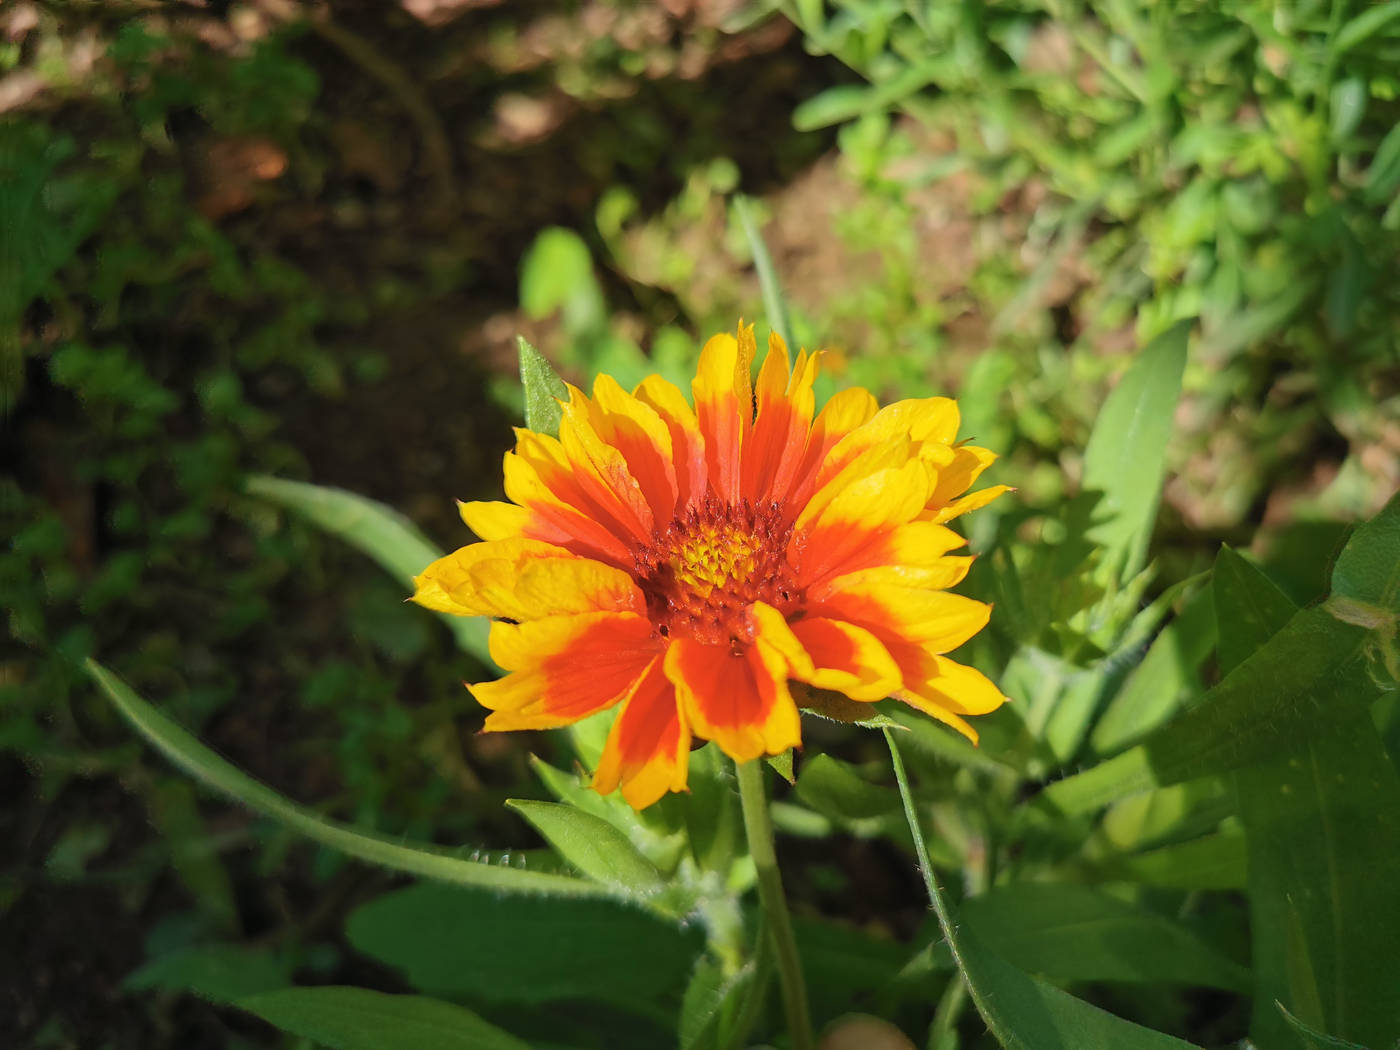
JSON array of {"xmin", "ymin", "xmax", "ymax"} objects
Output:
[{"xmin": 415, "ymin": 324, "xmax": 1010, "ymax": 808}]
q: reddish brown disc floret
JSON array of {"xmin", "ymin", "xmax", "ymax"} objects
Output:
[{"xmin": 633, "ymin": 495, "xmax": 800, "ymax": 648}]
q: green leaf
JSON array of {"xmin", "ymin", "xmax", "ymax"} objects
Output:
[
  {"xmin": 1100, "ymin": 778, "xmax": 1232, "ymax": 854},
  {"xmin": 1115, "ymin": 831, "xmax": 1247, "ymax": 890},
  {"xmin": 679, "ymin": 956, "xmax": 749, "ymax": 1050},
  {"xmin": 884, "ymin": 730, "xmax": 1203, "ymax": 1050},
  {"xmin": 1090, "ymin": 585, "xmax": 1216, "ymax": 753},
  {"xmin": 1333, "ymin": 1, "xmax": 1400, "ymax": 54},
  {"xmin": 519, "ymin": 226, "xmax": 605, "ymax": 334},
  {"xmin": 1213, "ymin": 546, "xmax": 1299, "ymax": 673},
  {"xmin": 244, "ymin": 475, "xmax": 493, "ymax": 667},
  {"xmin": 1041, "ymin": 607, "xmax": 1373, "ymax": 814},
  {"xmin": 506, "ymin": 799, "xmax": 668, "ymax": 901},
  {"xmin": 796, "ymin": 917, "xmax": 909, "ymax": 1022},
  {"xmin": 517, "ymin": 335, "xmax": 568, "ymax": 437},
  {"xmin": 1218, "ymin": 542, "xmax": 1400, "ymax": 1050},
  {"xmin": 1364, "ymin": 122, "xmax": 1400, "ymax": 203},
  {"xmin": 790, "ymin": 64, "xmax": 938, "ymax": 131},
  {"xmin": 961, "ymin": 884, "xmax": 1249, "ymax": 992},
  {"xmin": 733, "ymin": 195, "xmax": 792, "ymax": 348},
  {"xmin": 1329, "ymin": 489, "xmax": 1400, "ymax": 612},
  {"xmin": 1328, "ymin": 77, "xmax": 1367, "ymax": 141},
  {"xmin": 236, "ymin": 987, "xmax": 531, "ymax": 1050},
  {"xmin": 125, "ymin": 944, "xmax": 291, "ymax": 1002},
  {"xmin": 793, "ymin": 754, "xmax": 901, "ymax": 829},
  {"xmin": 766, "ymin": 748, "xmax": 795, "ymax": 784},
  {"xmin": 144, "ymin": 779, "xmax": 239, "ymax": 933},
  {"xmin": 87, "ymin": 661, "xmax": 604, "ymax": 898},
  {"xmin": 345, "ymin": 883, "xmax": 701, "ymax": 1009},
  {"xmin": 1080, "ymin": 319, "xmax": 1190, "ymax": 584},
  {"xmin": 1277, "ymin": 1003, "xmax": 1372, "ymax": 1050}
]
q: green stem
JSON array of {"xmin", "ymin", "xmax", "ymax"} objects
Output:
[
  {"xmin": 882, "ymin": 729, "xmax": 957, "ymax": 948},
  {"xmin": 736, "ymin": 758, "xmax": 813, "ymax": 1050}
]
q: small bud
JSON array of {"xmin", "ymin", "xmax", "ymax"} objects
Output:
[{"xmin": 818, "ymin": 1013, "xmax": 917, "ymax": 1050}]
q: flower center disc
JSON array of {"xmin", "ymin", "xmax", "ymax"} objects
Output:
[{"xmin": 634, "ymin": 496, "xmax": 797, "ymax": 647}]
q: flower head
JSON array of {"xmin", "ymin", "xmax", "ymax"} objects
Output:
[{"xmin": 415, "ymin": 324, "xmax": 1010, "ymax": 808}]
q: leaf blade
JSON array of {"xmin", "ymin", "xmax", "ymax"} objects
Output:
[
  {"xmin": 518, "ymin": 335, "xmax": 568, "ymax": 437},
  {"xmin": 236, "ymin": 987, "xmax": 531, "ymax": 1050},
  {"xmin": 244, "ymin": 474, "xmax": 492, "ymax": 667},
  {"xmin": 86, "ymin": 660, "xmax": 604, "ymax": 898},
  {"xmin": 1080, "ymin": 319, "xmax": 1190, "ymax": 583}
]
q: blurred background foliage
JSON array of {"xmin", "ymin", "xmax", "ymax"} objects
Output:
[{"xmin": 2, "ymin": 1, "xmax": 1397, "ymax": 1048}]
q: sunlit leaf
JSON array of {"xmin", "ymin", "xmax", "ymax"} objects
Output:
[
  {"xmin": 793, "ymin": 754, "xmax": 901, "ymax": 829},
  {"xmin": 1080, "ymin": 319, "xmax": 1190, "ymax": 584},
  {"xmin": 87, "ymin": 660, "xmax": 602, "ymax": 898},
  {"xmin": 517, "ymin": 334, "xmax": 568, "ymax": 438},
  {"xmin": 1091, "ymin": 586, "xmax": 1215, "ymax": 753},
  {"xmin": 1113, "ymin": 830, "xmax": 1247, "ymax": 891}
]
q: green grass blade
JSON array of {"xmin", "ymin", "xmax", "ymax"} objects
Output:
[
  {"xmin": 734, "ymin": 194, "xmax": 792, "ymax": 348},
  {"xmin": 244, "ymin": 474, "xmax": 493, "ymax": 668},
  {"xmin": 86, "ymin": 660, "xmax": 604, "ymax": 899}
]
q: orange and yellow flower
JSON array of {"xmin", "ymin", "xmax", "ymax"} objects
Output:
[{"xmin": 415, "ymin": 324, "xmax": 1010, "ymax": 808}]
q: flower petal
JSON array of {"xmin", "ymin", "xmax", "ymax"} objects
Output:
[
  {"xmin": 458, "ymin": 499, "xmax": 528, "ymax": 541},
  {"xmin": 742, "ymin": 335, "xmax": 818, "ymax": 504},
  {"xmin": 473, "ymin": 612, "xmax": 659, "ymax": 731},
  {"xmin": 592, "ymin": 658, "xmax": 691, "ymax": 809},
  {"xmin": 664, "ymin": 632, "xmax": 801, "ymax": 763},
  {"xmin": 795, "ymin": 459, "xmax": 933, "ymax": 585},
  {"xmin": 634, "ymin": 374, "xmax": 707, "ymax": 512},
  {"xmin": 818, "ymin": 397, "xmax": 961, "ymax": 490},
  {"xmin": 501, "ymin": 438, "xmax": 636, "ymax": 566},
  {"xmin": 408, "ymin": 537, "xmax": 641, "ymax": 621},
  {"xmin": 578, "ymin": 375, "xmax": 679, "ymax": 524},
  {"xmin": 894, "ymin": 655, "xmax": 1009, "ymax": 743},
  {"xmin": 929, "ymin": 484, "xmax": 1012, "ymax": 523},
  {"xmin": 692, "ymin": 325, "xmax": 755, "ymax": 504},
  {"xmin": 812, "ymin": 578, "xmax": 992, "ymax": 654},
  {"xmin": 789, "ymin": 616, "xmax": 901, "ymax": 701},
  {"xmin": 414, "ymin": 539, "xmax": 644, "ymax": 621},
  {"xmin": 557, "ymin": 392, "xmax": 655, "ymax": 540}
]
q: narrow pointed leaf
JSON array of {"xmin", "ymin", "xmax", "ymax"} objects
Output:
[
  {"xmin": 518, "ymin": 335, "xmax": 567, "ymax": 437},
  {"xmin": 87, "ymin": 661, "xmax": 603, "ymax": 898},
  {"xmin": 244, "ymin": 474, "xmax": 492, "ymax": 667},
  {"xmin": 1081, "ymin": 319, "xmax": 1190, "ymax": 583},
  {"xmin": 506, "ymin": 798, "xmax": 667, "ymax": 900},
  {"xmin": 734, "ymin": 194, "xmax": 792, "ymax": 348}
]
